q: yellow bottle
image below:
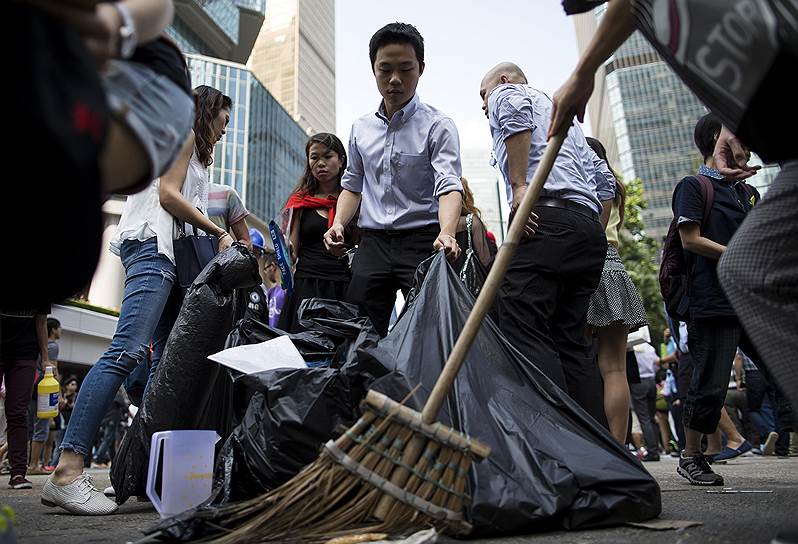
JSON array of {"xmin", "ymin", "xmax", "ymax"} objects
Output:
[{"xmin": 37, "ymin": 366, "xmax": 59, "ymax": 419}]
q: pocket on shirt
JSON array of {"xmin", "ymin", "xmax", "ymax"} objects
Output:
[{"xmin": 396, "ymin": 153, "xmax": 433, "ymax": 198}]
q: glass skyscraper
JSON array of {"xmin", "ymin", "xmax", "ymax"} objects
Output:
[
  {"xmin": 167, "ymin": 0, "xmax": 267, "ymax": 62},
  {"xmin": 247, "ymin": 80, "xmax": 308, "ymax": 221},
  {"xmin": 163, "ymin": 0, "xmax": 308, "ymax": 225},
  {"xmin": 249, "ymin": 0, "xmax": 336, "ymax": 134},
  {"xmin": 604, "ymin": 30, "xmax": 708, "ymax": 240}
]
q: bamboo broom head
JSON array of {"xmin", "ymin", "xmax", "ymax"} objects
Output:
[{"xmin": 203, "ymin": 390, "xmax": 489, "ymax": 543}]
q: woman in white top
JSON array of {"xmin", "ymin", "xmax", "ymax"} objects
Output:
[{"xmin": 43, "ymin": 86, "xmax": 233, "ymax": 515}]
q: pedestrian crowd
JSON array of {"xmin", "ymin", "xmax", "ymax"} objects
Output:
[{"xmin": 0, "ymin": 0, "xmax": 796, "ymax": 528}]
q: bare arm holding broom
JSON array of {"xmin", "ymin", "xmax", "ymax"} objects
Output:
[{"xmin": 549, "ymin": 0, "xmax": 759, "ymax": 181}]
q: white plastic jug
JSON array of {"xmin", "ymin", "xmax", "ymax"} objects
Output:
[{"xmin": 146, "ymin": 430, "xmax": 220, "ymax": 518}]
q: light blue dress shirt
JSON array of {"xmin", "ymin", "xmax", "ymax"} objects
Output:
[
  {"xmin": 590, "ymin": 150, "xmax": 618, "ymax": 202},
  {"xmin": 487, "ymin": 84, "xmax": 602, "ymax": 213},
  {"xmin": 341, "ymin": 94, "xmax": 463, "ymax": 230}
]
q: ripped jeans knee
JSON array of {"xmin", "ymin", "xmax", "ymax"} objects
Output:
[{"xmin": 100, "ymin": 343, "xmax": 149, "ymax": 378}]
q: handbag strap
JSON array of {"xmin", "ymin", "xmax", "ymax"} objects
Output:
[
  {"xmin": 173, "ymin": 208, "xmax": 210, "ymax": 238},
  {"xmin": 459, "ymin": 214, "xmax": 476, "ymax": 282}
]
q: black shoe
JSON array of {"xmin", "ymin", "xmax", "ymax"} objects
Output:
[
  {"xmin": 677, "ymin": 454, "xmax": 724, "ymax": 486},
  {"xmin": 642, "ymin": 451, "xmax": 661, "ymax": 462},
  {"xmin": 8, "ymin": 476, "xmax": 32, "ymax": 489},
  {"xmin": 772, "ymin": 528, "xmax": 798, "ymax": 544}
]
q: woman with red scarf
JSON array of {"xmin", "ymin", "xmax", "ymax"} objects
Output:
[{"xmin": 278, "ymin": 133, "xmax": 353, "ymax": 333}]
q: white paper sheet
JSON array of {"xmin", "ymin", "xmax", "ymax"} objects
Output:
[
  {"xmin": 626, "ymin": 325, "xmax": 651, "ymax": 348},
  {"xmin": 208, "ymin": 336, "xmax": 306, "ymax": 374}
]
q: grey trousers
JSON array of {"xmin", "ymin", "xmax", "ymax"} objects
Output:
[
  {"xmin": 718, "ymin": 160, "xmax": 798, "ymax": 413},
  {"xmin": 631, "ymin": 377, "xmax": 659, "ymax": 452}
]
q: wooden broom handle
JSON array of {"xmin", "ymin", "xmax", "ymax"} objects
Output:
[{"xmin": 420, "ymin": 131, "xmax": 568, "ymax": 424}]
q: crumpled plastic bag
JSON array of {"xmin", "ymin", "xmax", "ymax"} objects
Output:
[
  {"xmin": 214, "ymin": 299, "xmax": 383, "ymax": 503},
  {"xmin": 364, "ymin": 253, "xmax": 661, "ymax": 534},
  {"xmin": 144, "ymin": 252, "xmax": 660, "ymax": 541},
  {"xmin": 110, "ymin": 243, "xmax": 260, "ymax": 505}
]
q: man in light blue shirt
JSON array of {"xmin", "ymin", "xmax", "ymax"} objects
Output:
[
  {"xmin": 478, "ymin": 62, "xmax": 608, "ymax": 422},
  {"xmin": 325, "ymin": 22, "xmax": 463, "ymax": 336}
]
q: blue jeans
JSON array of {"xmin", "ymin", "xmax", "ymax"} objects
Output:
[
  {"xmin": 60, "ymin": 238, "xmax": 176, "ymax": 457},
  {"xmin": 50, "ymin": 428, "xmax": 65, "ymax": 466},
  {"xmin": 123, "ymin": 282, "xmax": 182, "ymax": 406}
]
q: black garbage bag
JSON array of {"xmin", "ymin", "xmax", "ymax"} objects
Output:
[
  {"xmin": 226, "ymin": 317, "xmax": 338, "ymax": 363},
  {"xmin": 110, "ymin": 244, "xmax": 260, "ymax": 505},
  {"xmin": 144, "ymin": 253, "xmax": 659, "ymax": 541},
  {"xmin": 214, "ymin": 299, "xmax": 383, "ymax": 503},
  {"xmin": 142, "ymin": 301, "xmax": 385, "ymax": 542},
  {"xmin": 363, "ymin": 252, "xmax": 661, "ymax": 534}
]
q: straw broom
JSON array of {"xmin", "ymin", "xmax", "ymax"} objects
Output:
[{"xmin": 202, "ymin": 131, "xmax": 570, "ymax": 544}]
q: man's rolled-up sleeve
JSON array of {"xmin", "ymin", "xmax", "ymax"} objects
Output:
[
  {"xmin": 429, "ymin": 117, "xmax": 463, "ymax": 198},
  {"xmin": 490, "ymin": 86, "xmax": 536, "ymax": 142},
  {"xmin": 341, "ymin": 125, "xmax": 364, "ymax": 193}
]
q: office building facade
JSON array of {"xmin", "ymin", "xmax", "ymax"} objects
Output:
[
  {"xmin": 574, "ymin": 7, "xmax": 707, "ymax": 240},
  {"xmin": 167, "ymin": 0, "xmax": 267, "ymax": 62},
  {"xmin": 249, "ymin": 0, "xmax": 336, "ymax": 134}
]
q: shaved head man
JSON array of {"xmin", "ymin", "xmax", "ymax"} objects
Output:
[
  {"xmin": 479, "ymin": 62, "xmax": 527, "ymax": 117},
  {"xmin": 479, "ymin": 61, "xmax": 616, "ymax": 423}
]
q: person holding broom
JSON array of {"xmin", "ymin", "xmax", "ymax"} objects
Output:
[
  {"xmin": 323, "ymin": 22, "xmax": 464, "ymax": 337},
  {"xmin": 478, "ymin": 62, "xmax": 610, "ymax": 423}
]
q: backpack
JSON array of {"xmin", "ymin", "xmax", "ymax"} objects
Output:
[{"xmin": 659, "ymin": 175, "xmax": 756, "ymax": 322}]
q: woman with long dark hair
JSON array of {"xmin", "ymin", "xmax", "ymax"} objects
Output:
[
  {"xmin": 42, "ymin": 85, "xmax": 233, "ymax": 515},
  {"xmin": 278, "ymin": 133, "xmax": 352, "ymax": 333},
  {"xmin": 454, "ymin": 178, "xmax": 493, "ymax": 270},
  {"xmin": 450, "ymin": 178, "xmax": 493, "ymax": 296},
  {"xmin": 585, "ymin": 137, "xmax": 648, "ymax": 447}
]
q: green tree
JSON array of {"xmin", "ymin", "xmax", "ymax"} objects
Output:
[{"xmin": 618, "ymin": 178, "xmax": 666, "ymax": 349}]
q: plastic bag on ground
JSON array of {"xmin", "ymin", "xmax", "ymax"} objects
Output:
[
  {"xmin": 214, "ymin": 300, "xmax": 383, "ymax": 503},
  {"xmin": 364, "ymin": 252, "xmax": 661, "ymax": 534},
  {"xmin": 145, "ymin": 252, "xmax": 659, "ymax": 540},
  {"xmin": 110, "ymin": 244, "xmax": 260, "ymax": 505}
]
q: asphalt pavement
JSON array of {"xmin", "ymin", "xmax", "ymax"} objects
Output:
[{"xmin": 3, "ymin": 455, "xmax": 796, "ymax": 543}]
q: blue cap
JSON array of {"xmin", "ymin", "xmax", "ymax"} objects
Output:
[{"xmin": 249, "ymin": 228, "xmax": 265, "ymax": 250}]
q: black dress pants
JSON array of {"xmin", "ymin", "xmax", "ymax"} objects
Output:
[
  {"xmin": 685, "ymin": 318, "xmax": 760, "ymax": 434},
  {"xmin": 495, "ymin": 205, "xmax": 607, "ymax": 422},
  {"xmin": 345, "ymin": 226, "xmax": 438, "ymax": 337}
]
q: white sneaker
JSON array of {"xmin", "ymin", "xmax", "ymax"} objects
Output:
[
  {"xmin": 41, "ymin": 474, "xmax": 118, "ymax": 515},
  {"xmin": 103, "ymin": 486, "xmax": 115, "ymax": 497},
  {"xmin": 764, "ymin": 431, "xmax": 779, "ymax": 456}
]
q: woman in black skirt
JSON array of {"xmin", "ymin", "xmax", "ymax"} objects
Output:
[{"xmin": 278, "ymin": 133, "xmax": 352, "ymax": 333}]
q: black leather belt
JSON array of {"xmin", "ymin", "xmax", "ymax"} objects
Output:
[
  {"xmin": 535, "ymin": 197, "xmax": 599, "ymax": 222},
  {"xmin": 362, "ymin": 224, "xmax": 439, "ymax": 236}
]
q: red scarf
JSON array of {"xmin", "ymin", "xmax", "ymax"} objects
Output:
[{"xmin": 284, "ymin": 192, "xmax": 338, "ymax": 228}]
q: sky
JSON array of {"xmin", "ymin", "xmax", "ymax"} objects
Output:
[{"xmin": 334, "ymin": 0, "xmax": 587, "ymax": 151}]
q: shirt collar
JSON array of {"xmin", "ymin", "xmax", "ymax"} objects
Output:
[
  {"xmin": 376, "ymin": 93, "xmax": 420, "ymax": 125},
  {"xmin": 698, "ymin": 165, "xmax": 724, "ymax": 180}
]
